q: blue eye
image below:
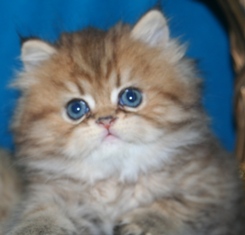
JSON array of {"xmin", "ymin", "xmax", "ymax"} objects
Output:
[
  {"xmin": 119, "ymin": 87, "xmax": 142, "ymax": 108},
  {"xmin": 66, "ymin": 99, "xmax": 90, "ymax": 120}
]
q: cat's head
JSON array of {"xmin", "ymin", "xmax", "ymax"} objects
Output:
[{"xmin": 12, "ymin": 11, "xmax": 205, "ymax": 181}]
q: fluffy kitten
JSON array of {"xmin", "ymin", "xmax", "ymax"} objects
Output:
[{"xmin": 1, "ymin": 10, "xmax": 244, "ymax": 235}]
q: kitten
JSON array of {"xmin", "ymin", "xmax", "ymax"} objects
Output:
[{"xmin": 1, "ymin": 10, "xmax": 244, "ymax": 235}]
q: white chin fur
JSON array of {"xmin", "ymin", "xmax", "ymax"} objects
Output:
[
  {"xmin": 59, "ymin": 118, "xmax": 170, "ymax": 183},
  {"xmin": 63, "ymin": 139, "xmax": 172, "ymax": 183}
]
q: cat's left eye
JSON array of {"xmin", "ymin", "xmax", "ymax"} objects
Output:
[
  {"xmin": 66, "ymin": 99, "xmax": 90, "ymax": 121},
  {"xmin": 118, "ymin": 87, "xmax": 142, "ymax": 108}
]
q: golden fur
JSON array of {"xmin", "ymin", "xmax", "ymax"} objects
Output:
[{"xmin": 1, "ymin": 10, "xmax": 244, "ymax": 235}]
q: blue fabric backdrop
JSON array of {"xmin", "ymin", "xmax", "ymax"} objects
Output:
[{"xmin": 0, "ymin": 0, "xmax": 235, "ymax": 151}]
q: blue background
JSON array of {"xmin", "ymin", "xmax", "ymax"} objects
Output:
[{"xmin": 0, "ymin": 0, "xmax": 235, "ymax": 151}]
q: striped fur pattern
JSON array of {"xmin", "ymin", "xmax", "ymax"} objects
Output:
[{"xmin": 2, "ymin": 10, "xmax": 244, "ymax": 235}]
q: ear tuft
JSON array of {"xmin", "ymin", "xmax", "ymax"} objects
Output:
[
  {"xmin": 21, "ymin": 39, "xmax": 56, "ymax": 71},
  {"xmin": 131, "ymin": 10, "xmax": 170, "ymax": 47}
]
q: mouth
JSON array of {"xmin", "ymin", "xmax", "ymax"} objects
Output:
[{"xmin": 102, "ymin": 131, "xmax": 120, "ymax": 143}]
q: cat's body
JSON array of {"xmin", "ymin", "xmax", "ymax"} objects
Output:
[{"xmin": 1, "ymin": 10, "xmax": 244, "ymax": 235}]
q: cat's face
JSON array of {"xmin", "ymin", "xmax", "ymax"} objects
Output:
[{"xmin": 13, "ymin": 11, "xmax": 202, "ymax": 181}]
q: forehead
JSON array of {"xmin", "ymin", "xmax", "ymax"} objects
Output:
[
  {"xmin": 32, "ymin": 26, "xmax": 176, "ymax": 101},
  {"xmin": 37, "ymin": 32, "xmax": 119, "ymax": 81}
]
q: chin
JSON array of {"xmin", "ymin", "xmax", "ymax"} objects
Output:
[{"xmin": 96, "ymin": 138, "xmax": 127, "ymax": 160}]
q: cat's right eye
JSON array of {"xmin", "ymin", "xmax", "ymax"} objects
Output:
[
  {"xmin": 66, "ymin": 99, "xmax": 90, "ymax": 121},
  {"xmin": 118, "ymin": 87, "xmax": 142, "ymax": 108}
]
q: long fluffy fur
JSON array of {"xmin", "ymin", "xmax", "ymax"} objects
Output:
[
  {"xmin": 0, "ymin": 149, "xmax": 22, "ymax": 233},
  {"xmin": 1, "ymin": 10, "xmax": 244, "ymax": 235}
]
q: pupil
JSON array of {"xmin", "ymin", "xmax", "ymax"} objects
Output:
[
  {"xmin": 72, "ymin": 103, "xmax": 81, "ymax": 113},
  {"xmin": 127, "ymin": 90, "xmax": 136, "ymax": 102}
]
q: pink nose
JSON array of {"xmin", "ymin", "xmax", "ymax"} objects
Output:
[{"xmin": 96, "ymin": 116, "xmax": 117, "ymax": 129}]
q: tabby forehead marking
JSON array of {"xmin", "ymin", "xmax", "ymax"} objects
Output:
[
  {"xmin": 120, "ymin": 68, "xmax": 132, "ymax": 84},
  {"xmin": 65, "ymin": 81, "xmax": 82, "ymax": 96},
  {"xmin": 108, "ymin": 70, "xmax": 117, "ymax": 88}
]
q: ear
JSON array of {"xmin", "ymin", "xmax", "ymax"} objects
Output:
[
  {"xmin": 131, "ymin": 10, "xmax": 170, "ymax": 47},
  {"xmin": 21, "ymin": 39, "xmax": 56, "ymax": 71}
]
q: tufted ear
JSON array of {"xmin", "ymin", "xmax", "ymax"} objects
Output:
[
  {"xmin": 131, "ymin": 10, "xmax": 170, "ymax": 48},
  {"xmin": 21, "ymin": 39, "xmax": 56, "ymax": 71}
]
